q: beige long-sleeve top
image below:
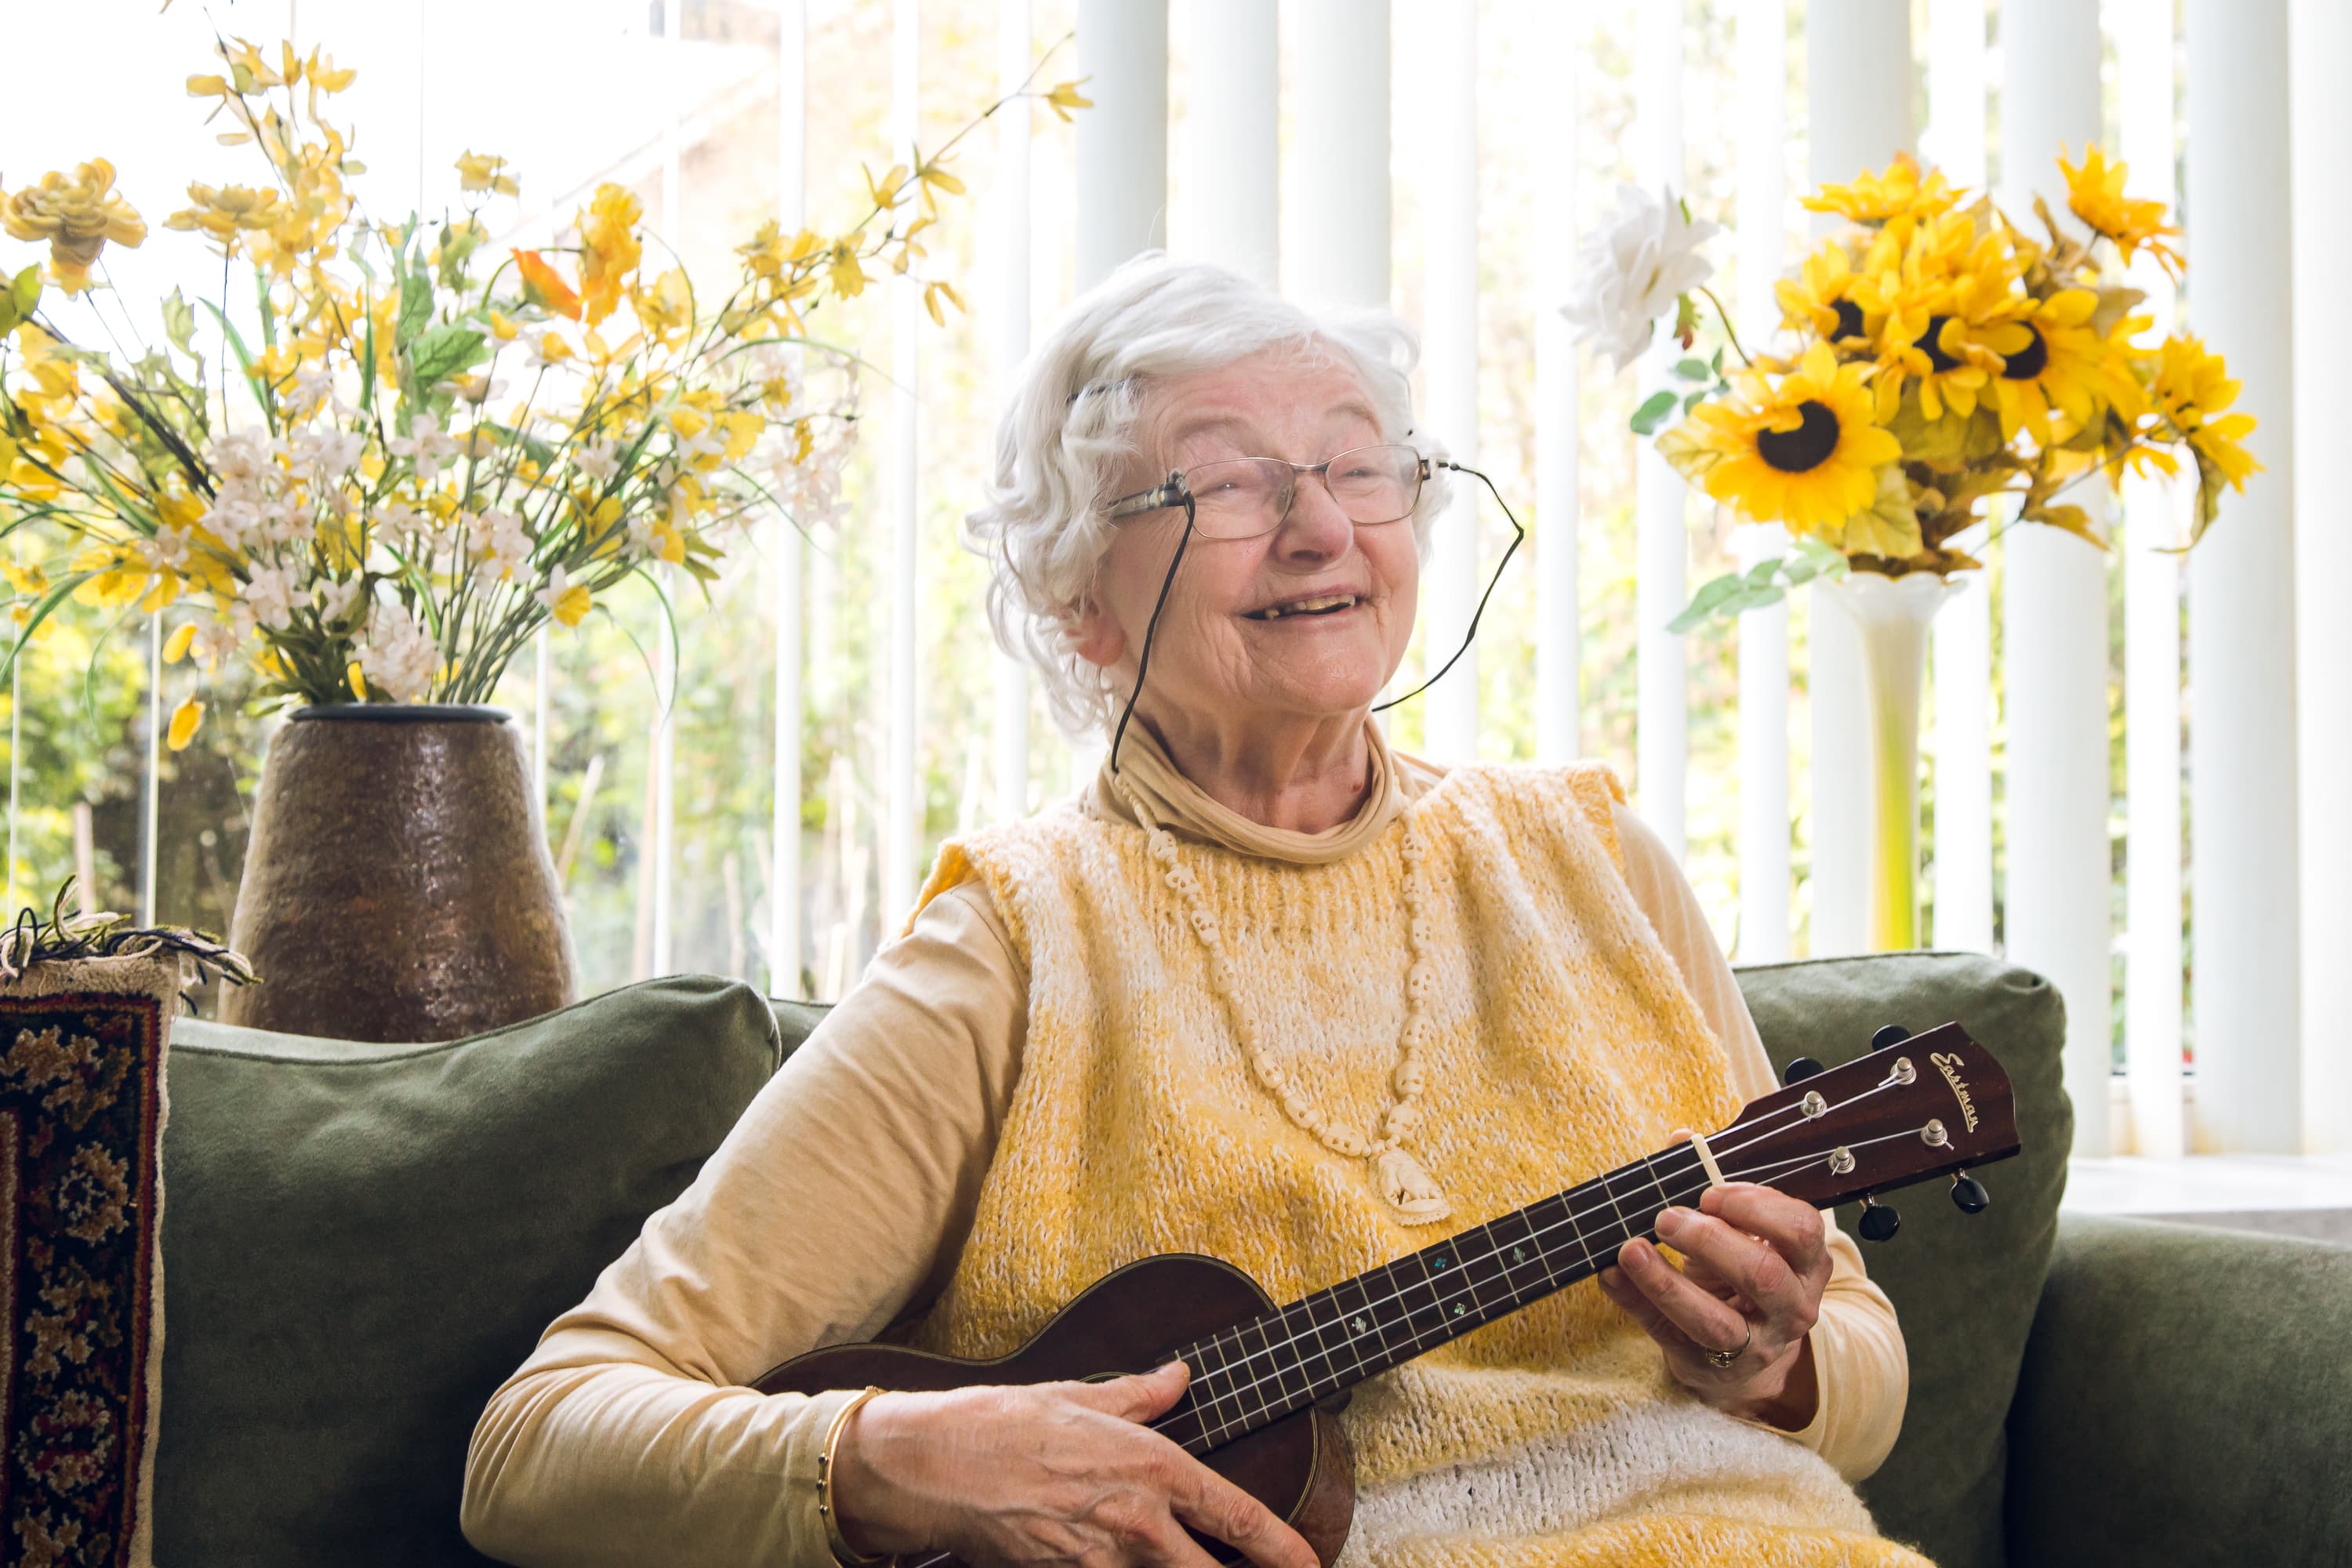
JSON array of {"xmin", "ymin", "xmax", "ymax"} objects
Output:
[{"xmin": 463, "ymin": 750, "xmax": 1907, "ymax": 1568}]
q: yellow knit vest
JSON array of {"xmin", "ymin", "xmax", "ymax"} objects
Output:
[{"xmin": 910, "ymin": 763, "xmax": 1929, "ymax": 1568}]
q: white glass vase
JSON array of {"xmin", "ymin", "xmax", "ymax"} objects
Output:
[{"xmin": 1817, "ymin": 572, "xmax": 1962, "ymax": 951}]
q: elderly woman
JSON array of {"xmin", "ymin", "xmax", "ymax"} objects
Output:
[{"xmin": 463, "ymin": 257, "xmax": 1919, "ymax": 1568}]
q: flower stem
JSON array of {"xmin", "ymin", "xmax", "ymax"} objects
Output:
[{"xmin": 1697, "ymin": 285, "xmax": 1755, "ymax": 368}]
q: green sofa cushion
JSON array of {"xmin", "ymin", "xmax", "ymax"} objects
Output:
[
  {"xmin": 2005, "ymin": 1215, "xmax": 2352, "ymax": 1568},
  {"xmin": 154, "ymin": 975, "xmax": 782, "ymax": 1568},
  {"xmin": 1737, "ymin": 952, "xmax": 2072, "ymax": 1568}
]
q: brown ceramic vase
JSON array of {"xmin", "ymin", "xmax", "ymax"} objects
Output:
[{"xmin": 221, "ymin": 704, "xmax": 578, "ymax": 1043}]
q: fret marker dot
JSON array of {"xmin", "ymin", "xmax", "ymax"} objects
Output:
[
  {"xmin": 1434, "ymin": 1257, "xmax": 1448, "ymax": 1269},
  {"xmin": 1511, "ymin": 1247, "xmax": 1526, "ymax": 1263},
  {"xmin": 1352, "ymin": 1317, "xmax": 1367, "ymax": 1333},
  {"xmin": 1453, "ymin": 1303, "xmax": 1466, "ymax": 1316}
]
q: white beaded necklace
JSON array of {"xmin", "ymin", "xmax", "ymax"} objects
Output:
[{"xmin": 1118, "ymin": 775, "xmax": 1453, "ymax": 1225}]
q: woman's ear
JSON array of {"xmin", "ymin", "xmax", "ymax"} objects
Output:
[{"xmin": 1070, "ymin": 589, "xmax": 1127, "ymax": 670}]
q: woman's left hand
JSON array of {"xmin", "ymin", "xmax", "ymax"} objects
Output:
[{"xmin": 1596, "ymin": 1180, "xmax": 1829, "ymax": 1431}]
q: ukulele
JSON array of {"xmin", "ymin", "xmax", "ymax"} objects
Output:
[{"xmin": 757, "ymin": 1021, "xmax": 2022, "ymax": 1567}]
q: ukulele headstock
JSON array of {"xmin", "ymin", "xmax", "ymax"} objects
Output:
[{"xmin": 1708, "ymin": 1023, "xmax": 2020, "ymax": 1221}]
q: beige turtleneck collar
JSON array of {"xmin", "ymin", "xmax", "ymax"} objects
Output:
[{"xmin": 1086, "ymin": 719, "xmax": 1438, "ymax": 866}]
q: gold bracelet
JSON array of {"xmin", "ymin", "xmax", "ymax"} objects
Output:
[{"xmin": 816, "ymin": 1386, "xmax": 891, "ymax": 1568}]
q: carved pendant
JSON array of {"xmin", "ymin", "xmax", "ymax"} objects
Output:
[{"xmin": 1371, "ymin": 1146, "xmax": 1452, "ymax": 1225}]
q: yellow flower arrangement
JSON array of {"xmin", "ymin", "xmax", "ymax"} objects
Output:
[
  {"xmin": 1586, "ymin": 148, "xmax": 2260, "ymax": 628},
  {"xmin": 0, "ymin": 31, "xmax": 1087, "ymax": 747}
]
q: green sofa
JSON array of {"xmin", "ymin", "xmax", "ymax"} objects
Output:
[{"xmin": 151, "ymin": 953, "xmax": 2351, "ymax": 1567}]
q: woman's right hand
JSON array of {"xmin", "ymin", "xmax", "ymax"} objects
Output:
[{"xmin": 826, "ymin": 1359, "xmax": 1319, "ymax": 1568}]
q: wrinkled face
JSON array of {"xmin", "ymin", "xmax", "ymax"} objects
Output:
[{"xmin": 1075, "ymin": 350, "xmax": 1421, "ymax": 736}]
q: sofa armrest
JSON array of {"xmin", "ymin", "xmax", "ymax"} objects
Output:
[{"xmin": 2003, "ymin": 1214, "xmax": 2352, "ymax": 1568}]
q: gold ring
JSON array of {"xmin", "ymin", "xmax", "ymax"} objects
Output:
[{"xmin": 1704, "ymin": 1326, "xmax": 1753, "ymax": 1370}]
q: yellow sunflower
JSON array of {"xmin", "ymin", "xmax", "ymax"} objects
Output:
[
  {"xmin": 1851, "ymin": 214, "xmax": 2019, "ymax": 421},
  {"xmin": 2059, "ymin": 145, "xmax": 2182, "ymax": 278},
  {"xmin": 1985, "ymin": 288, "xmax": 2143, "ymax": 446},
  {"xmin": 2150, "ymin": 333, "xmax": 2260, "ymax": 487},
  {"xmin": 1661, "ymin": 341, "xmax": 1901, "ymax": 538},
  {"xmin": 1775, "ymin": 240, "xmax": 1875, "ymax": 349},
  {"xmin": 1801, "ymin": 151, "xmax": 1962, "ymax": 238}
]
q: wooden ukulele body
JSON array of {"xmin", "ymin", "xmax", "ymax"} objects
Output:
[{"xmin": 756, "ymin": 1251, "xmax": 1356, "ymax": 1566}]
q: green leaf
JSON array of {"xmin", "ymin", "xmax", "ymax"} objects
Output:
[
  {"xmin": 1719, "ymin": 584, "xmax": 1786, "ymax": 615},
  {"xmin": 162, "ymin": 289, "xmax": 198, "ymax": 357},
  {"xmin": 254, "ymin": 266, "xmax": 278, "ymax": 347},
  {"xmin": 395, "ymin": 267, "xmax": 436, "ymax": 350},
  {"xmin": 0, "ymin": 266, "xmax": 38, "ymax": 334},
  {"xmin": 1673, "ymin": 357, "xmax": 1711, "ymax": 382},
  {"xmin": 1668, "ymin": 569, "xmax": 1747, "ymax": 633},
  {"xmin": 358, "ymin": 305, "xmax": 378, "ymax": 414},
  {"xmin": 1682, "ymin": 389, "xmax": 1708, "ymax": 416},
  {"xmin": 1744, "ymin": 556, "xmax": 1783, "ymax": 587},
  {"xmin": 407, "ymin": 324, "xmax": 488, "ymax": 390},
  {"xmin": 199, "ymin": 299, "xmax": 275, "ymax": 431},
  {"xmin": 1631, "ymin": 389, "xmax": 1679, "ymax": 436},
  {"xmin": 1711, "ymin": 345, "xmax": 1725, "ymax": 375}
]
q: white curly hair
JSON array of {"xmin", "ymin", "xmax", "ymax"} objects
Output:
[{"xmin": 965, "ymin": 253, "xmax": 1450, "ymax": 738}]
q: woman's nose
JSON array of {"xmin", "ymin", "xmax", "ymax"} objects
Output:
[{"xmin": 1271, "ymin": 472, "xmax": 1355, "ymax": 561}]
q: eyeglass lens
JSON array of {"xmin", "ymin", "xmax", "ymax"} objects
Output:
[{"xmin": 1182, "ymin": 444, "xmax": 1422, "ymax": 538}]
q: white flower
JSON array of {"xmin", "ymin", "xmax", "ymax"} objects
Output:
[
  {"xmin": 358, "ymin": 601, "xmax": 440, "ymax": 703},
  {"xmin": 387, "ymin": 412, "xmax": 462, "ymax": 484},
  {"xmin": 313, "ymin": 575, "xmax": 365, "ymax": 626},
  {"xmin": 252, "ymin": 494, "xmax": 308, "ymax": 547},
  {"xmin": 241, "ymin": 563, "xmax": 299, "ymax": 630},
  {"xmin": 288, "ymin": 425, "xmax": 365, "ymax": 484},
  {"xmin": 375, "ymin": 499, "xmax": 431, "ymax": 554},
  {"xmin": 285, "ymin": 365, "xmax": 350, "ymax": 419},
  {"xmin": 466, "ymin": 507, "xmax": 532, "ymax": 584},
  {"xmin": 443, "ymin": 371, "xmax": 509, "ymax": 405},
  {"xmin": 208, "ymin": 428, "xmax": 278, "ymax": 485},
  {"xmin": 572, "ymin": 438, "xmax": 620, "ymax": 483},
  {"xmin": 143, "ymin": 524, "xmax": 192, "ymax": 569},
  {"xmin": 524, "ymin": 332, "xmax": 575, "ymax": 373},
  {"xmin": 198, "ymin": 493, "xmax": 260, "ymax": 551},
  {"xmin": 1560, "ymin": 183, "xmax": 1720, "ymax": 374},
  {"xmin": 189, "ymin": 607, "xmax": 248, "ymax": 670}
]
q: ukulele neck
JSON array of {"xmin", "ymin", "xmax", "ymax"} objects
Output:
[
  {"xmin": 1153, "ymin": 1149, "xmax": 1697, "ymax": 1456},
  {"xmin": 1141, "ymin": 1023, "xmax": 2017, "ymax": 1459}
]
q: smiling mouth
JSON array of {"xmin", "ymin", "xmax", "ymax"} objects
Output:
[{"xmin": 1243, "ymin": 593, "xmax": 1361, "ymax": 622}]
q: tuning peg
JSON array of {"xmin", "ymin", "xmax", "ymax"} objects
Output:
[
  {"xmin": 1870, "ymin": 1024, "xmax": 1912, "ymax": 1052},
  {"xmin": 1857, "ymin": 1196, "xmax": 1901, "ymax": 1243},
  {"xmin": 1781, "ymin": 1056, "xmax": 1825, "ymax": 1087},
  {"xmin": 1950, "ymin": 1172, "xmax": 1991, "ymax": 1214}
]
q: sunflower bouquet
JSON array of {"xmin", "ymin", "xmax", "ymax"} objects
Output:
[
  {"xmin": 1566, "ymin": 148, "xmax": 2259, "ymax": 630},
  {"xmin": 0, "ymin": 35, "xmax": 1081, "ymax": 749}
]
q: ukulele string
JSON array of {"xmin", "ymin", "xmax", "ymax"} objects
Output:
[
  {"xmin": 1176, "ymin": 1048, "xmax": 1891, "ymax": 1382},
  {"xmin": 884, "ymin": 1119, "xmax": 1945, "ymax": 1568},
  {"xmin": 1167, "ymin": 1065, "xmax": 1904, "ymax": 1380},
  {"xmin": 1152, "ymin": 1120, "xmax": 1940, "ymax": 1454},
  {"xmin": 1169, "ymin": 1064, "xmax": 1893, "ymax": 1377},
  {"xmin": 1155, "ymin": 1073, "xmax": 1923, "ymax": 1435}
]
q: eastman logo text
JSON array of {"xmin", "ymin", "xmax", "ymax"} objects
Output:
[{"xmin": 1929, "ymin": 1051, "xmax": 1980, "ymax": 1134}]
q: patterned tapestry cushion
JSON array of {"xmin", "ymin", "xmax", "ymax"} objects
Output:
[{"xmin": 0, "ymin": 952, "xmax": 181, "ymax": 1568}]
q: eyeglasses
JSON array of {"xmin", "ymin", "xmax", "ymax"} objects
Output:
[
  {"xmin": 1104, "ymin": 447, "xmax": 1527, "ymax": 772},
  {"xmin": 1105, "ymin": 443, "xmax": 1429, "ymax": 539}
]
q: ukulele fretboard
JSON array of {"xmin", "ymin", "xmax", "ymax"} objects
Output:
[{"xmin": 1154, "ymin": 1143, "xmax": 1718, "ymax": 1454}]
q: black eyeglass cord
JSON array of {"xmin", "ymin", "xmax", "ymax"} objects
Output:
[{"xmin": 1107, "ymin": 460, "xmax": 1526, "ymax": 775}]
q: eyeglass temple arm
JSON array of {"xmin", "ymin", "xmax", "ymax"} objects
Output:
[{"xmin": 1106, "ymin": 470, "xmax": 1189, "ymax": 521}]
